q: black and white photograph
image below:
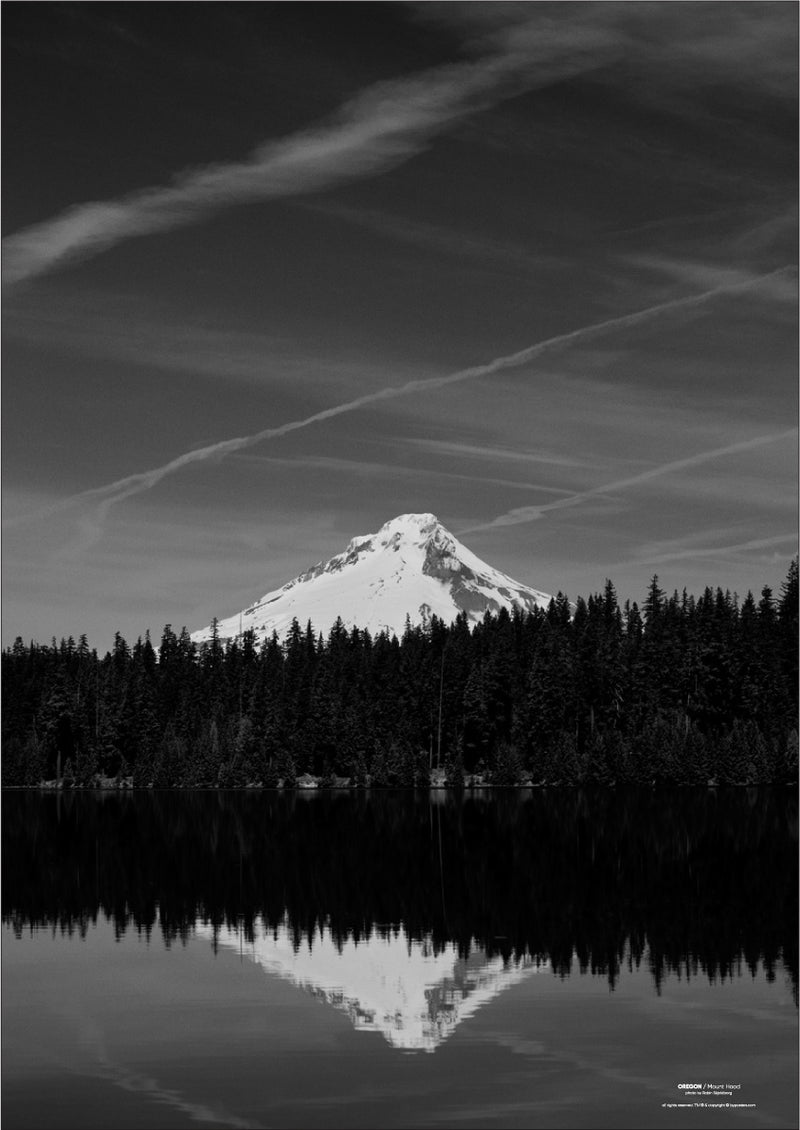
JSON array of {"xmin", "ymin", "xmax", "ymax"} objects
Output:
[{"xmin": 2, "ymin": 3, "xmax": 797, "ymax": 1128}]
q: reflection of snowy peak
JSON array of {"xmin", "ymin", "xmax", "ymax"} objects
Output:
[
  {"xmin": 196, "ymin": 919, "xmax": 547, "ymax": 1052},
  {"xmin": 192, "ymin": 513, "xmax": 551, "ymax": 644}
]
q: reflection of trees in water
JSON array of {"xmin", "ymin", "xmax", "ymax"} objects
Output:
[{"xmin": 2, "ymin": 789, "xmax": 796, "ymax": 999}]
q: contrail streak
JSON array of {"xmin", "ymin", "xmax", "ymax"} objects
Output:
[
  {"xmin": 627, "ymin": 533, "xmax": 797, "ymax": 568},
  {"xmin": 7, "ymin": 264, "xmax": 794, "ymax": 552},
  {"xmin": 2, "ymin": 19, "xmax": 616, "ymax": 288},
  {"xmin": 462, "ymin": 426, "xmax": 798, "ymax": 534}
]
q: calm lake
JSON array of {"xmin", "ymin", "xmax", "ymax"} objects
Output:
[{"xmin": 2, "ymin": 789, "xmax": 797, "ymax": 1129}]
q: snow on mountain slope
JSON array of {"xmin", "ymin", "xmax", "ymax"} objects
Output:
[
  {"xmin": 191, "ymin": 513, "xmax": 551, "ymax": 645},
  {"xmin": 195, "ymin": 917, "xmax": 548, "ymax": 1052}
]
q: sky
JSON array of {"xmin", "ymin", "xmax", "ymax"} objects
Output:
[{"xmin": 2, "ymin": 1, "xmax": 797, "ymax": 652}]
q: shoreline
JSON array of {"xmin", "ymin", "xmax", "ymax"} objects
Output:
[{"xmin": 6, "ymin": 779, "xmax": 787, "ymax": 791}]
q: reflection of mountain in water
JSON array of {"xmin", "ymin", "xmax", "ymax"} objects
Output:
[
  {"xmin": 3, "ymin": 789, "xmax": 796, "ymax": 1002},
  {"xmin": 199, "ymin": 918, "xmax": 547, "ymax": 1051}
]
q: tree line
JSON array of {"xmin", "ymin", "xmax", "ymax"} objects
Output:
[{"xmin": 2, "ymin": 560, "xmax": 797, "ymax": 787}]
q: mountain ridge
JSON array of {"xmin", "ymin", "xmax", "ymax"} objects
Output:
[{"xmin": 192, "ymin": 513, "xmax": 551, "ymax": 645}]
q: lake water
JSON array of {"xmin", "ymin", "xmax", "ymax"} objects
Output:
[{"xmin": 2, "ymin": 789, "xmax": 797, "ymax": 1129}]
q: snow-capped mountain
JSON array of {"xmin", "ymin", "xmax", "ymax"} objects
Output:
[
  {"xmin": 192, "ymin": 512, "xmax": 551, "ymax": 645},
  {"xmin": 195, "ymin": 918, "xmax": 548, "ymax": 1053}
]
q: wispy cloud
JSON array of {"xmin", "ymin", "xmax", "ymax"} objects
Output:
[
  {"xmin": 622, "ymin": 256, "xmax": 755, "ymax": 293},
  {"xmin": 8, "ymin": 4, "xmax": 792, "ymax": 291},
  {"xmin": 731, "ymin": 206, "xmax": 800, "ymax": 259},
  {"xmin": 83, "ymin": 1032, "xmax": 257, "ymax": 1129},
  {"xmin": 299, "ymin": 200, "xmax": 562, "ymax": 278},
  {"xmin": 626, "ymin": 533, "xmax": 797, "ymax": 569},
  {"xmin": 463, "ymin": 427, "xmax": 798, "ymax": 534},
  {"xmin": 615, "ymin": 253, "xmax": 799, "ymax": 309},
  {"xmin": 2, "ymin": 16, "xmax": 617, "ymax": 288},
  {"xmin": 9, "ymin": 263, "xmax": 793, "ymax": 556},
  {"xmin": 402, "ymin": 438, "xmax": 590, "ymax": 469},
  {"xmin": 2, "ymin": 292, "xmax": 424, "ymax": 391},
  {"xmin": 603, "ymin": 203, "xmax": 767, "ymax": 242},
  {"xmin": 233, "ymin": 451, "xmax": 576, "ymax": 496}
]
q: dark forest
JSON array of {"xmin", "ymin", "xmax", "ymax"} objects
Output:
[{"xmin": 3, "ymin": 561, "xmax": 797, "ymax": 788}]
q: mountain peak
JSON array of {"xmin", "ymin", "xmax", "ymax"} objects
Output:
[
  {"xmin": 192, "ymin": 513, "xmax": 551, "ymax": 645},
  {"xmin": 342, "ymin": 513, "xmax": 444, "ymax": 559},
  {"xmin": 379, "ymin": 512, "xmax": 440, "ymax": 536}
]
